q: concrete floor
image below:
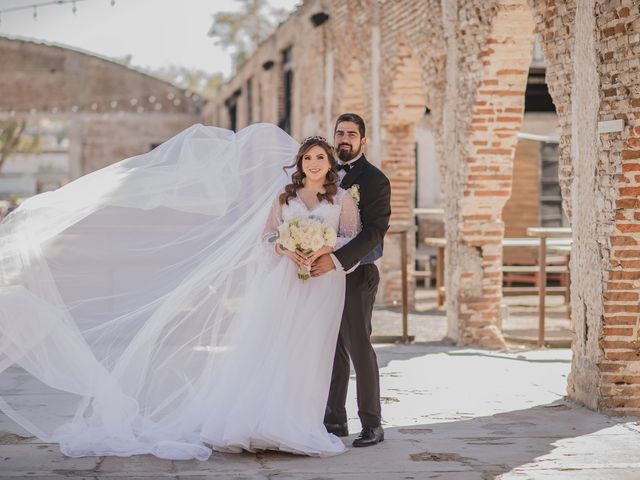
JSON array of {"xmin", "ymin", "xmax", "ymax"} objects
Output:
[{"xmin": 2, "ymin": 342, "xmax": 639, "ymax": 479}]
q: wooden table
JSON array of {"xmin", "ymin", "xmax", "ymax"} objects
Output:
[{"xmin": 526, "ymin": 227, "xmax": 572, "ymax": 347}]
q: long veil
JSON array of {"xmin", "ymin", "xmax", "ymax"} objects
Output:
[{"xmin": 0, "ymin": 123, "xmax": 300, "ymax": 460}]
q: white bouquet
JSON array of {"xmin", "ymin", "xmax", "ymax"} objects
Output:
[{"xmin": 276, "ymin": 215, "xmax": 338, "ymax": 280}]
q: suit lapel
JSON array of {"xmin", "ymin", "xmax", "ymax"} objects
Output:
[{"xmin": 339, "ymin": 155, "xmax": 367, "ymax": 189}]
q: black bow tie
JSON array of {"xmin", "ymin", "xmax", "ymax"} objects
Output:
[{"xmin": 337, "ymin": 163, "xmax": 352, "ymax": 172}]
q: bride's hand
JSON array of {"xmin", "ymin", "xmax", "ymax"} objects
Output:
[
  {"xmin": 276, "ymin": 244, "xmax": 308, "ymax": 268},
  {"xmin": 306, "ymin": 246, "xmax": 333, "ymax": 266}
]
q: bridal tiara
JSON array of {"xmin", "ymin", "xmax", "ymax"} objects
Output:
[{"xmin": 302, "ymin": 135, "xmax": 328, "ymax": 144}]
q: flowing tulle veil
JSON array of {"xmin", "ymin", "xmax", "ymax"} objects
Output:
[{"xmin": 0, "ymin": 123, "xmax": 300, "ymax": 459}]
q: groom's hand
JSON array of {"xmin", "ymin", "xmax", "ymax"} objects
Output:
[{"xmin": 310, "ymin": 254, "xmax": 335, "ymax": 277}]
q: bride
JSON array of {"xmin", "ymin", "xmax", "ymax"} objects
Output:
[{"xmin": 0, "ymin": 124, "xmax": 360, "ymax": 460}]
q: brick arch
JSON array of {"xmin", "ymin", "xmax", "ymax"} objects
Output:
[
  {"xmin": 445, "ymin": 0, "xmax": 536, "ymax": 347},
  {"xmin": 527, "ymin": 1, "xmax": 576, "ymax": 221},
  {"xmin": 379, "ymin": 39, "xmax": 427, "ymax": 221},
  {"xmin": 377, "ymin": 40, "xmax": 430, "ymax": 303},
  {"xmin": 372, "ymin": 0, "xmax": 447, "ymax": 304}
]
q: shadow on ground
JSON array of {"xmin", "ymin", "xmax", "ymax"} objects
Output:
[{"xmin": 1, "ymin": 344, "xmax": 638, "ymax": 479}]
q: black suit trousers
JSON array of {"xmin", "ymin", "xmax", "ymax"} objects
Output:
[{"xmin": 324, "ymin": 264, "xmax": 381, "ymax": 428}]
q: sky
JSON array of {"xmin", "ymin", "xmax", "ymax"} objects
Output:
[{"xmin": 0, "ymin": 0, "xmax": 300, "ymax": 77}]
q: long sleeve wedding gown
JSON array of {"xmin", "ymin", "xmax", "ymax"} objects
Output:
[{"xmin": 0, "ymin": 123, "xmax": 359, "ymax": 460}]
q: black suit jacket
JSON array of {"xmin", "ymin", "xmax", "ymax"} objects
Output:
[{"xmin": 335, "ymin": 154, "xmax": 391, "ymax": 271}]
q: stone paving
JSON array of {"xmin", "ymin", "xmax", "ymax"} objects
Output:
[{"xmin": 2, "ymin": 340, "xmax": 639, "ymax": 479}]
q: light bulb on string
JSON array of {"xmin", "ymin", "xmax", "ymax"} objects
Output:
[
  {"xmin": 110, "ymin": 0, "xmax": 116, "ymax": 6},
  {"xmin": 32, "ymin": 5, "xmax": 37, "ymax": 20},
  {"xmin": 72, "ymin": 0, "xmax": 77, "ymax": 15}
]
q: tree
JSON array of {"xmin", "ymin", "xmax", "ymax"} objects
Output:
[
  {"xmin": 150, "ymin": 65, "xmax": 225, "ymax": 99},
  {"xmin": 208, "ymin": 0, "xmax": 289, "ymax": 71},
  {"xmin": 0, "ymin": 120, "xmax": 41, "ymax": 172}
]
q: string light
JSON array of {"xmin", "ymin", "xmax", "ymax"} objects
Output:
[
  {"xmin": 0, "ymin": 92, "xmax": 205, "ymax": 117},
  {"xmin": 0, "ymin": 0, "xmax": 117, "ymax": 22}
]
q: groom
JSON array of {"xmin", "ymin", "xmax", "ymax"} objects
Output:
[{"xmin": 311, "ymin": 113, "xmax": 391, "ymax": 447}]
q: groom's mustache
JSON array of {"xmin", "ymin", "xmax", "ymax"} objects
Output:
[{"xmin": 338, "ymin": 144, "xmax": 352, "ymax": 150}]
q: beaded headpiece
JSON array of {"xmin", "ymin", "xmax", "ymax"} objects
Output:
[{"xmin": 302, "ymin": 135, "xmax": 328, "ymax": 144}]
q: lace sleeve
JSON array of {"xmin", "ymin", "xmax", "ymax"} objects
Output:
[
  {"xmin": 336, "ymin": 189, "xmax": 361, "ymax": 249},
  {"xmin": 262, "ymin": 193, "xmax": 284, "ymax": 255}
]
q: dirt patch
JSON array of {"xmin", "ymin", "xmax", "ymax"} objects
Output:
[
  {"xmin": 398, "ymin": 428, "xmax": 433, "ymax": 434},
  {"xmin": 0, "ymin": 432, "xmax": 36, "ymax": 444},
  {"xmin": 409, "ymin": 451, "xmax": 475, "ymax": 463}
]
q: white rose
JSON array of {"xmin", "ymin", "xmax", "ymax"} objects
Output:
[
  {"xmin": 282, "ymin": 237, "xmax": 296, "ymax": 252},
  {"xmin": 324, "ymin": 227, "xmax": 337, "ymax": 247},
  {"xmin": 311, "ymin": 236, "xmax": 325, "ymax": 251},
  {"xmin": 300, "ymin": 234, "xmax": 314, "ymax": 251}
]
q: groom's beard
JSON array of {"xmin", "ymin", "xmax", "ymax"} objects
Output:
[{"xmin": 337, "ymin": 144, "xmax": 361, "ymax": 162}]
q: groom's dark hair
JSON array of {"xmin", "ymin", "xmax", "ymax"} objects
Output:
[{"xmin": 335, "ymin": 113, "xmax": 366, "ymax": 138}]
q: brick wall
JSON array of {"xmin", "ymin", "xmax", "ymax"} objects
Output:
[
  {"xmin": 443, "ymin": 0, "xmax": 534, "ymax": 347},
  {"xmin": 0, "ymin": 37, "xmax": 202, "ymax": 176},
  {"xmin": 528, "ymin": 0, "xmax": 576, "ymax": 218},
  {"xmin": 503, "ymin": 139, "xmax": 541, "ymax": 238},
  {"xmin": 208, "ymin": 0, "xmax": 640, "ymax": 417},
  {"xmin": 595, "ymin": 0, "xmax": 640, "ymax": 415},
  {"xmin": 530, "ymin": 0, "xmax": 640, "ymax": 415}
]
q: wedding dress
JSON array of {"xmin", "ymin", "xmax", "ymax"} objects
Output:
[{"xmin": 0, "ymin": 123, "xmax": 359, "ymax": 460}]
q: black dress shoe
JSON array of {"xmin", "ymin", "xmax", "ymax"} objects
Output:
[
  {"xmin": 324, "ymin": 422, "xmax": 349, "ymax": 437},
  {"xmin": 352, "ymin": 426, "xmax": 384, "ymax": 447}
]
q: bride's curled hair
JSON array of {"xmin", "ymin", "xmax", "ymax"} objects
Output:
[{"xmin": 279, "ymin": 136, "xmax": 339, "ymax": 205}]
